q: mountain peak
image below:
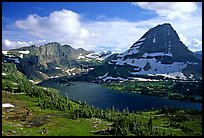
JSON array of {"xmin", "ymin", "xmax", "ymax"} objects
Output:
[
  {"xmin": 45, "ymin": 42, "xmax": 61, "ymax": 46},
  {"xmin": 158, "ymin": 23, "xmax": 172, "ymax": 27},
  {"xmin": 106, "ymin": 23, "xmax": 202, "ymax": 80},
  {"xmin": 123, "ymin": 23, "xmax": 180, "ymax": 59}
]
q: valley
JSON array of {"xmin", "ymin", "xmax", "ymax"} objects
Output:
[
  {"xmin": 2, "ymin": 23, "xmax": 202, "ymax": 136},
  {"xmin": 2, "ymin": 62, "xmax": 202, "ymax": 136},
  {"xmin": 38, "ymin": 79, "xmax": 202, "ymax": 111}
]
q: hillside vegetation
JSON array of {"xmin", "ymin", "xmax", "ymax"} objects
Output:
[{"xmin": 2, "ymin": 63, "xmax": 202, "ymax": 136}]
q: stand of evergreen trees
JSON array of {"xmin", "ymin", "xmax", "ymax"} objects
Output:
[{"xmin": 2, "ymin": 63, "xmax": 201, "ymax": 136}]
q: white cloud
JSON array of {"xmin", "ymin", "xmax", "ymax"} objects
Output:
[
  {"xmin": 4, "ymin": 39, "xmax": 12, "ymax": 46},
  {"xmin": 131, "ymin": 2, "xmax": 202, "ymax": 52},
  {"xmin": 14, "ymin": 9, "xmax": 89, "ymax": 48},
  {"xmin": 84, "ymin": 21, "xmax": 149, "ymax": 52},
  {"xmin": 193, "ymin": 39, "xmax": 202, "ymax": 47},
  {"xmin": 2, "ymin": 39, "xmax": 46, "ymax": 50},
  {"xmin": 2, "ymin": 4, "xmax": 202, "ymax": 52},
  {"xmin": 133, "ymin": 2, "xmax": 198, "ymax": 20},
  {"xmin": 178, "ymin": 33, "xmax": 192, "ymax": 46}
]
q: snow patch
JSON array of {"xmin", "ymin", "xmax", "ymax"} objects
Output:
[
  {"xmin": 142, "ymin": 52, "xmax": 172, "ymax": 57},
  {"xmin": 127, "ymin": 47, "xmax": 140, "ymax": 55},
  {"xmin": 189, "ymin": 74, "xmax": 194, "ymax": 79},
  {"xmin": 85, "ymin": 53, "xmax": 98, "ymax": 58},
  {"xmin": 70, "ymin": 68, "xmax": 76, "ymax": 72},
  {"xmin": 133, "ymin": 42, "xmax": 143, "ymax": 47},
  {"xmin": 29, "ymin": 80, "xmax": 35, "ymax": 83},
  {"xmin": 55, "ymin": 67, "xmax": 61, "ymax": 69},
  {"xmin": 18, "ymin": 50, "xmax": 30, "ymax": 54},
  {"xmin": 65, "ymin": 69, "xmax": 71, "ymax": 75},
  {"xmin": 19, "ymin": 54, "xmax": 23, "ymax": 58},
  {"xmin": 51, "ymin": 76, "xmax": 59, "ymax": 78},
  {"xmin": 187, "ymin": 61, "xmax": 198, "ymax": 65},
  {"xmin": 153, "ymin": 38, "xmax": 156, "ymax": 43},
  {"xmin": 103, "ymin": 76, "xmax": 128, "ymax": 82},
  {"xmin": 2, "ymin": 103, "xmax": 15, "ymax": 108},
  {"xmin": 2, "ymin": 73, "xmax": 7, "ymax": 76},
  {"xmin": 128, "ymin": 59, "xmax": 187, "ymax": 75},
  {"xmin": 153, "ymin": 72, "xmax": 187, "ymax": 80},
  {"xmin": 128, "ymin": 77, "xmax": 159, "ymax": 82},
  {"xmin": 78, "ymin": 55, "xmax": 85, "ymax": 59},
  {"xmin": 15, "ymin": 59, "xmax": 20, "ymax": 63},
  {"xmin": 2, "ymin": 51, "xmax": 8, "ymax": 55},
  {"xmin": 138, "ymin": 38, "xmax": 146, "ymax": 42},
  {"xmin": 98, "ymin": 72, "xmax": 109, "ymax": 79},
  {"xmin": 65, "ymin": 68, "xmax": 76, "ymax": 75}
]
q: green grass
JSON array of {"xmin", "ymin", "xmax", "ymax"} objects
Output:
[
  {"xmin": 2, "ymin": 91, "xmax": 202, "ymax": 136},
  {"xmin": 2, "ymin": 91, "xmax": 112, "ymax": 136},
  {"xmin": 2, "ymin": 62, "xmax": 202, "ymax": 136}
]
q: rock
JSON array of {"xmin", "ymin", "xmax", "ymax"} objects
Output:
[
  {"xmin": 37, "ymin": 128, "xmax": 48, "ymax": 134},
  {"xmin": 8, "ymin": 130, "xmax": 16, "ymax": 134}
]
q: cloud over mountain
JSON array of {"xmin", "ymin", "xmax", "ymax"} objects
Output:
[{"xmin": 2, "ymin": 3, "xmax": 202, "ymax": 52}]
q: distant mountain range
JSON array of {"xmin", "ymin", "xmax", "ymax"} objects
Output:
[
  {"xmin": 2, "ymin": 42, "xmax": 112, "ymax": 81},
  {"xmin": 194, "ymin": 50, "xmax": 202, "ymax": 60},
  {"xmin": 2, "ymin": 23, "xmax": 202, "ymax": 82}
]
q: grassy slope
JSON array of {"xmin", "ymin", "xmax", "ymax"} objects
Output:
[
  {"xmin": 2, "ymin": 91, "xmax": 202, "ymax": 136},
  {"xmin": 2, "ymin": 63, "xmax": 202, "ymax": 136},
  {"xmin": 2, "ymin": 92, "xmax": 111, "ymax": 136}
]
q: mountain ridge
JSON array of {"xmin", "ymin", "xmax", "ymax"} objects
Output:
[
  {"xmin": 2, "ymin": 42, "xmax": 110, "ymax": 81},
  {"xmin": 2, "ymin": 23, "xmax": 202, "ymax": 82},
  {"xmin": 71, "ymin": 23, "xmax": 202, "ymax": 82}
]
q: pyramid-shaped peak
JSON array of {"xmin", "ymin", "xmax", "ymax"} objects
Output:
[
  {"xmin": 118, "ymin": 23, "xmax": 195, "ymax": 62},
  {"xmin": 156, "ymin": 23, "xmax": 172, "ymax": 28},
  {"xmin": 160, "ymin": 23, "xmax": 172, "ymax": 26},
  {"xmin": 150, "ymin": 23, "xmax": 175, "ymax": 32}
]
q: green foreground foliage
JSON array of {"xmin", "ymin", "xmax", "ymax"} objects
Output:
[{"xmin": 2, "ymin": 63, "xmax": 202, "ymax": 136}]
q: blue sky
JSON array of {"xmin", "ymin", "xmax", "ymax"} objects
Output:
[
  {"xmin": 2, "ymin": 2, "xmax": 202, "ymax": 52},
  {"xmin": 2, "ymin": 2, "xmax": 156, "ymax": 22}
]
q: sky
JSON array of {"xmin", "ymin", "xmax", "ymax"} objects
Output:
[{"xmin": 2, "ymin": 2, "xmax": 202, "ymax": 53}]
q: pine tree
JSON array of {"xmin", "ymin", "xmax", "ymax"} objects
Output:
[{"xmin": 148, "ymin": 117, "xmax": 153, "ymax": 131}]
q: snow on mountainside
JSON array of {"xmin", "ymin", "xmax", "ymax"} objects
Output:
[
  {"xmin": 81, "ymin": 23, "xmax": 202, "ymax": 82},
  {"xmin": 77, "ymin": 51, "xmax": 112, "ymax": 61},
  {"xmin": 2, "ymin": 42, "xmax": 113, "ymax": 81},
  {"xmin": 2, "ymin": 50, "xmax": 30, "ymax": 64}
]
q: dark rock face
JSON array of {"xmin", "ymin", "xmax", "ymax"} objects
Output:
[
  {"xmin": 7, "ymin": 42, "xmax": 100, "ymax": 80},
  {"xmin": 81, "ymin": 23, "xmax": 202, "ymax": 81},
  {"xmin": 123, "ymin": 23, "xmax": 198, "ymax": 63},
  {"xmin": 2, "ymin": 23, "xmax": 201, "ymax": 81},
  {"xmin": 194, "ymin": 50, "xmax": 202, "ymax": 60}
]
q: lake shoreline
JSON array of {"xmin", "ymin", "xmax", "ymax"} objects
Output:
[
  {"xmin": 38, "ymin": 80, "xmax": 202, "ymax": 112},
  {"xmin": 102, "ymin": 84, "xmax": 202, "ymax": 104}
]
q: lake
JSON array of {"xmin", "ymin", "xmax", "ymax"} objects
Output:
[{"xmin": 38, "ymin": 79, "xmax": 202, "ymax": 112}]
